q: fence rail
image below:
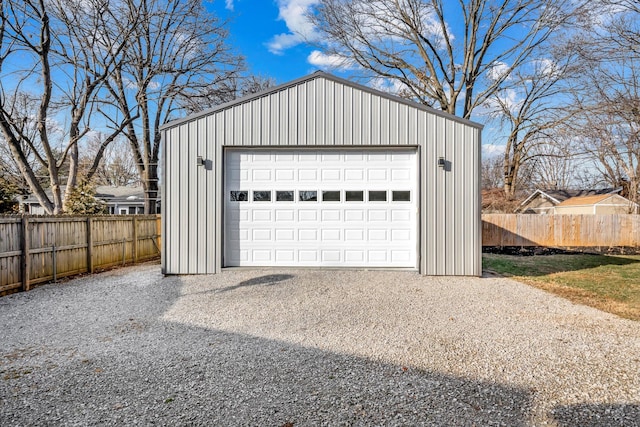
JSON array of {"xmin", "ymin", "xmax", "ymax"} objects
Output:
[
  {"xmin": 482, "ymin": 214, "xmax": 640, "ymax": 249},
  {"xmin": 0, "ymin": 215, "xmax": 161, "ymax": 294}
]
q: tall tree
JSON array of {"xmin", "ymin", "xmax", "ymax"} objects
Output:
[
  {"xmin": 311, "ymin": 0, "xmax": 581, "ymax": 119},
  {"xmin": 569, "ymin": 0, "xmax": 640, "ymax": 205},
  {"xmin": 489, "ymin": 51, "xmax": 583, "ymax": 198},
  {"xmin": 0, "ymin": 0, "xmax": 133, "ymax": 214},
  {"xmin": 105, "ymin": 0, "xmax": 243, "ymax": 213},
  {"xmin": 79, "ymin": 135, "xmax": 140, "ymax": 187}
]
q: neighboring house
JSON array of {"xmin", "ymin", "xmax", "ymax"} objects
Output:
[
  {"xmin": 161, "ymin": 71, "xmax": 483, "ymax": 276},
  {"xmin": 17, "ymin": 186, "xmax": 148, "ymax": 215},
  {"xmin": 516, "ymin": 188, "xmax": 622, "ymax": 214},
  {"xmin": 554, "ymin": 194, "xmax": 639, "ymax": 214}
]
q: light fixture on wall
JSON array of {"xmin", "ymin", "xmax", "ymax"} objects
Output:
[
  {"xmin": 196, "ymin": 155, "xmax": 204, "ymax": 167},
  {"xmin": 438, "ymin": 157, "xmax": 445, "ymax": 168}
]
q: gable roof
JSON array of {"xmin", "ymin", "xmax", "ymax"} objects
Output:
[
  {"xmin": 160, "ymin": 71, "xmax": 484, "ymax": 132},
  {"xmin": 517, "ymin": 187, "xmax": 621, "ymax": 209},
  {"xmin": 542, "ymin": 188, "xmax": 621, "ymax": 203},
  {"xmin": 556, "ymin": 193, "xmax": 637, "ymax": 207}
]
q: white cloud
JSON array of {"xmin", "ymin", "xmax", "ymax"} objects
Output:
[
  {"xmin": 482, "ymin": 88, "xmax": 521, "ymax": 116},
  {"xmin": 368, "ymin": 76, "xmax": 406, "ymax": 95},
  {"xmin": 307, "ymin": 50, "xmax": 356, "ymax": 70},
  {"xmin": 487, "ymin": 61, "xmax": 511, "ymax": 81},
  {"xmin": 534, "ymin": 58, "xmax": 558, "ymax": 77},
  {"xmin": 266, "ymin": 0, "xmax": 320, "ymax": 54},
  {"xmin": 482, "ymin": 143, "xmax": 504, "ymax": 157},
  {"xmin": 225, "ymin": 0, "xmax": 234, "ymax": 11}
]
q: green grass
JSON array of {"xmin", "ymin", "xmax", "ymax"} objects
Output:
[{"xmin": 483, "ymin": 253, "xmax": 640, "ymax": 321}]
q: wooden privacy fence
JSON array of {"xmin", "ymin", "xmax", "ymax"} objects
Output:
[
  {"xmin": 483, "ymin": 214, "xmax": 640, "ymax": 248},
  {"xmin": 0, "ymin": 215, "xmax": 161, "ymax": 294}
]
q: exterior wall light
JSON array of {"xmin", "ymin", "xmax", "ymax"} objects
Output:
[
  {"xmin": 196, "ymin": 155, "xmax": 204, "ymax": 167},
  {"xmin": 438, "ymin": 157, "xmax": 445, "ymax": 168}
]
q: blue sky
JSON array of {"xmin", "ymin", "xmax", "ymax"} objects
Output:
[{"xmin": 211, "ymin": 0, "xmax": 337, "ymax": 83}]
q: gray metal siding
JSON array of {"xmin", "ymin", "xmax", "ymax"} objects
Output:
[
  {"xmin": 215, "ymin": 79, "xmax": 425, "ymax": 147},
  {"xmin": 162, "ymin": 73, "xmax": 481, "ymax": 276}
]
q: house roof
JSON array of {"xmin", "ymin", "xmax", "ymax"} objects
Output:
[
  {"xmin": 517, "ymin": 187, "xmax": 621, "ymax": 210},
  {"xmin": 160, "ymin": 71, "xmax": 484, "ymax": 132},
  {"xmin": 19, "ymin": 186, "xmax": 146, "ymax": 205},
  {"xmin": 94, "ymin": 186, "xmax": 145, "ymax": 203},
  {"xmin": 556, "ymin": 194, "xmax": 615, "ymax": 207},
  {"xmin": 556, "ymin": 193, "xmax": 637, "ymax": 207}
]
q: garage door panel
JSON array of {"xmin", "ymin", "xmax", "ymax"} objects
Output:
[
  {"xmin": 345, "ymin": 169, "xmax": 364, "ymax": 181},
  {"xmin": 344, "ymin": 210, "xmax": 365, "ymax": 222},
  {"xmin": 276, "ymin": 229, "xmax": 295, "ymax": 241},
  {"xmin": 299, "ymin": 153, "xmax": 318, "ymax": 162},
  {"xmin": 299, "ymin": 250, "xmax": 318, "ymax": 262},
  {"xmin": 322, "ymin": 210, "xmax": 341, "ymax": 221},
  {"xmin": 369, "ymin": 251, "xmax": 387, "ymax": 262},
  {"xmin": 368, "ymin": 210, "xmax": 387, "ymax": 221},
  {"xmin": 224, "ymin": 148, "xmax": 417, "ymax": 268},
  {"xmin": 252, "ymin": 210, "xmax": 271, "ymax": 221},
  {"xmin": 276, "ymin": 250, "xmax": 295, "ymax": 262},
  {"xmin": 345, "ymin": 250, "xmax": 365, "ymax": 262},
  {"xmin": 321, "ymin": 229, "xmax": 341, "ymax": 240},
  {"xmin": 321, "ymin": 169, "xmax": 341, "ymax": 181},
  {"xmin": 299, "ymin": 169, "xmax": 317, "ymax": 181},
  {"xmin": 253, "ymin": 250, "xmax": 271, "ymax": 262},
  {"xmin": 367, "ymin": 169, "xmax": 387, "ymax": 180},
  {"xmin": 252, "ymin": 229, "xmax": 271, "ymax": 241},
  {"xmin": 276, "ymin": 210, "xmax": 295, "ymax": 221},
  {"xmin": 298, "ymin": 229, "xmax": 318, "ymax": 241},
  {"xmin": 276, "ymin": 169, "xmax": 295, "ymax": 181},
  {"xmin": 298, "ymin": 210, "xmax": 317, "ymax": 221},
  {"xmin": 322, "ymin": 250, "xmax": 341, "ymax": 262}
]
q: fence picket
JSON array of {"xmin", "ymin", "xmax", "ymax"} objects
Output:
[
  {"xmin": 0, "ymin": 215, "xmax": 161, "ymax": 294},
  {"xmin": 482, "ymin": 214, "xmax": 640, "ymax": 249}
]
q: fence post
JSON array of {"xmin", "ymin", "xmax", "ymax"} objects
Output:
[
  {"xmin": 132, "ymin": 216, "xmax": 138, "ymax": 264},
  {"xmin": 87, "ymin": 217, "xmax": 94, "ymax": 274},
  {"xmin": 21, "ymin": 216, "xmax": 30, "ymax": 292},
  {"xmin": 52, "ymin": 245, "xmax": 57, "ymax": 283}
]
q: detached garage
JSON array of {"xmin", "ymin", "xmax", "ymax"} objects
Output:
[{"xmin": 161, "ymin": 72, "xmax": 482, "ymax": 276}]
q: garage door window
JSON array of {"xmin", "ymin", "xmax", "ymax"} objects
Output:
[
  {"xmin": 322, "ymin": 191, "xmax": 341, "ymax": 202},
  {"xmin": 345, "ymin": 191, "xmax": 364, "ymax": 202},
  {"xmin": 392, "ymin": 191, "xmax": 411, "ymax": 202},
  {"xmin": 230, "ymin": 191, "xmax": 248, "ymax": 201},
  {"xmin": 299, "ymin": 191, "xmax": 317, "ymax": 201},
  {"xmin": 276, "ymin": 191, "xmax": 294, "ymax": 201},
  {"xmin": 253, "ymin": 191, "xmax": 271, "ymax": 201},
  {"xmin": 368, "ymin": 191, "xmax": 387, "ymax": 202}
]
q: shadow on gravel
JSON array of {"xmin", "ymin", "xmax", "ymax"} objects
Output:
[
  {"xmin": 215, "ymin": 273, "xmax": 295, "ymax": 293},
  {"xmin": 0, "ymin": 326, "xmax": 537, "ymax": 425},
  {"xmin": 0, "ymin": 282, "xmax": 533, "ymax": 426},
  {"xmin": 551, "ymin": 403, "xmax": 640, "ymax": 427},
  {"xmin": 1, "ymin": 269, "xmax": 616, "ymax": 425}
]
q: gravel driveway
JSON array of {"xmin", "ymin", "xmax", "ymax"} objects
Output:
[{"xmin": 1, "ymin": 264, "xmax": 639, "ymax": 426}]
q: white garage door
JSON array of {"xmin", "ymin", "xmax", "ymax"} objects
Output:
[{"xmin": 224, "ymin": 149, "xmax": 418, "ymax": 268}]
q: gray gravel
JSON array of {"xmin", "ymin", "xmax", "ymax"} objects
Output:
[{"xmin": 1, "ymin": 264, "xmax": 639, "ymax": 426}]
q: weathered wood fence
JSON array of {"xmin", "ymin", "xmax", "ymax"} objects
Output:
[
  {"xmin": 0, "ymin": 215, "xmax": 161, "ymax": 294},
  {"xmin": 483, "ymin": 214, "xmax": 640, "ymax": 248}
]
